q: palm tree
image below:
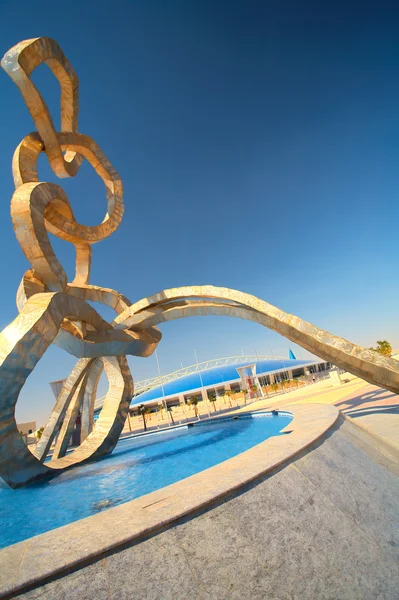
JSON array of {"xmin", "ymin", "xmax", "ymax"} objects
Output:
[
  {"xmin": 208, "ymin": 393, "xmax": 217, "ymax": 412},
  {"xmin": 250, "ymin": 384, "xmax": 259, "ymax": 398},
  {"xmin": 188, "ymin": 396, "xmax": 200, "ymax": 418},
  {"xmin": 285, "ymin": 378, "xmax": 292, "ymax": 391},
  {"xmin": 224, "ymin": 390, "xmax": 233, "ymax": 408},
  {"xmin": 271, "ymin": 382, "xmax": 279, "ymax": 394},
  {"xmin": 280, "ymin": 379, "xmax": 288, "ymax": 393},
  {"xmin": 158, "ymin": 403, "xmax": 164, "ymax": 420},
  {"xmin": 167, "ymin": 406, "xmax": 175, "ymax": 424},
  {"xmin": 36, "ymin": 427, "xmax": 44, "ymax": 440},
  {"xmin": 372, "ymin": 340, "xmax": 392, "ymax": 357},
  {"xmin": 241, "ymin": 387, "xmax": 247, "ymax": 405},
  {"xmin": 137, "ymin": 404, "xmax": 147, "ymax": 431},
  {"xmin": 144, "ymin": 407, "xmax": 152, "ymax": 422}
]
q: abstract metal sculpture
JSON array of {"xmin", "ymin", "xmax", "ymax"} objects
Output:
[
  {"xmin": 1, "ymin": 37, "xmax": 399, "ymax": 488},
  {"xmin": 0, "ymin": 37, "xmax": 160, "ymax": 488}
]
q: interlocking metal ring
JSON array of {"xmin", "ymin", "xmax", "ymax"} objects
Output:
[
  {"xmin": 2, "ymin": 37, "xmax": 82, "ymax": 178},
  {"xmin": 0, "ymin": 37, "xmax": 160, "ymax": 488}
]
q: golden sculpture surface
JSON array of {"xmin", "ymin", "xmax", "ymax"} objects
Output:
[
  {"xmin": 0, "ymin": 37, "xmax": 158, "ymax": 488},
  {"xmin": 1, "ymin": 37, "xmax": 399, "ymax": 488}
]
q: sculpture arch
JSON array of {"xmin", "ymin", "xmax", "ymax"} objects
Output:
[{"xmin": 115, "ymin": 285, "xmax": 399, "ymax": 395}]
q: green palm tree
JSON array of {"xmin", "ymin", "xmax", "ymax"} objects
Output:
[
  {"xmin": 188, "ymin": 396, "xmax": 200, "ymax": 417},
  {"xmin": 158, "ymin": 403, "xmax": 164, "ymax": 420},
  {"xmin": 208, "ymin": 393, "xmax": 217, "ymax": 412},
  {"xmin": 167, "ymin": 406, "xmax": 175, "ymax": 424},
  {"xmin": 271, "ymin": 382, "xmax": 279, "ymax": 394},
  {"xmin": 137, "ymin": 404, "xmax": 147, "ymax": 431},
  {"xmin": 280, "ymin": 379, "xmax": 288, "ymax": 392},
  {"xmin": 241, "ymin": 387, "xmax": 247, "ymax": 405},
  {"xmin": 250, "ymin": 384, "xmax": 259, "ymax": 398},
  {"xmin": 372, "ymin": 340, "xmax": 392, "ymax": 357},
  {"xmin": 224, "ymin": 390, "xmax": 233, "ymax": 408},
  {"xmin": 144, "ymin": 407, "xmax": 152, "ymax": 421}
]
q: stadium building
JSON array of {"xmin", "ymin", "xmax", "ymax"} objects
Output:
[{"xmin": 93, "ymin": 352, "xmax": 331, "ymax": 417}]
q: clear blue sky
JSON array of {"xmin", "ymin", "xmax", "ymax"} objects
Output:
[{"xmin": 1, "ymin": 1, "xmax": 398, "ymax": 425}]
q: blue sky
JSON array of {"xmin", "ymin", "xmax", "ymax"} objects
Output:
[{"xmin": 0, "ymin": 1, "xmax": 398, "ymax": 424}]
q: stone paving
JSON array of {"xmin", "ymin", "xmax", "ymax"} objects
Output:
[
  {"xmin": 14, "ymin": 417, "xmax": 399, "ymax": 600},
  {"xmin": 0, "ymin": 404, "xmax": 338, "ymax": 599},
  {"xmin": 5, "ymin": 376, "xmax": 399, "ymax": 599},
  {"xmin": 235, "ymin": 376, "xmax": 399, "ymax": 450},
  {"xmin": 335, "ymin": 383, "xmax": 399, "ymax": 450}
]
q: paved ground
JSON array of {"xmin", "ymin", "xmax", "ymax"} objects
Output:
[
  {"xmin": 232, "ymin": 376, "xmax": 399, "ymax": 450},
  {"xmin": 9, "ymin": 375, "xmax": 399, "ymax": 599},
  {"xmin": 15, "ymin": 374, "xmax": 398, "ymax": 599},
  {"xmin": 335, "ymin": 383, "xmax": 399, "ymax": 450},
  {"xmin": 15, "ymin": 416, "xmax": 399, "ymax": 600}
]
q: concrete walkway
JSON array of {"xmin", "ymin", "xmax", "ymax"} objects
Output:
[
  {"xmin": 11, "ymin": 378, "xmax": 399, "ymax": 599},
  {"xmin": 234, "ymin": 376, "xmax": 399, "ymax": 450},
  {"xmin": 15, "ymin": 415, "xmax": 399, "ymax": 600},
  {"xmin": 335, "ymin": 383, "xmax": 399, "ymax": 450},
  {"xmin": 236, "ymin": 377, "xmax": 367, "ymax": 411}
]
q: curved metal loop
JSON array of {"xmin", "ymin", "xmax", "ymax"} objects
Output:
[
  {"xmin": 1, "ymin": 37, "xmax": 82, "ymax": 178},
  {"xmin": 115, "ymin": 285, "xmax": 399, "ymax": 395},
  {"xmin": 0, "ymin": 36, "xmax": 138, "ymax": 488},
  {"xmin": 11, "ymin": 181, "xmax": 92, "ymax": 294},
  {"xmin": 16, "ymin": 268, "xmax": 161, "ymax": 357},
  {"xmin": 0, "ymin": 292, "xmax": 133, "ymax": 488},
  {"xmin": 13, "ymin": 131, "xmax": 124, "ymax": 243},
  {"xmin": 11, "ymin": 181, "xmax": 70, "ymax": 291}
]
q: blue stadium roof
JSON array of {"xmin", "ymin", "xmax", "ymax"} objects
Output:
[{"xmin": 131, "ymin": 358, "xmax": 319, "ymax": 405}]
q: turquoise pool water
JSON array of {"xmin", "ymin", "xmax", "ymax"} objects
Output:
[{"xmin": 0, "ymin": 411, "xmax": 292, "ymax": 548}]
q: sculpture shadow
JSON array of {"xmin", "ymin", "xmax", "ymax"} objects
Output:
[{"xmin": 336, "ymin": 385, "xmax": 399, "ymax": 413}]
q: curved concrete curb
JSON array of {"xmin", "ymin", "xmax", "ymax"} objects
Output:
[
  {"xmin": 341, "ymin": 413, "xmax": 399, "ymax": 467},
  {"xmin": 0, "ymin": 403, "xmax": 339, "ymax": 599}
]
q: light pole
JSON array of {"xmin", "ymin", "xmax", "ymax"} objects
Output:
[
  {"xmin": 194, "ymin": 349, "xmax": 211, "ymax": 418},
  {"xmin": 155, "ymin": 350, "xmax": 170, "ymax": 427}
]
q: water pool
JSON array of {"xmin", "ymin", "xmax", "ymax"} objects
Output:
[{"xmin": 0, "ymin": 411, "xmax": 292, "ymax": 548}]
